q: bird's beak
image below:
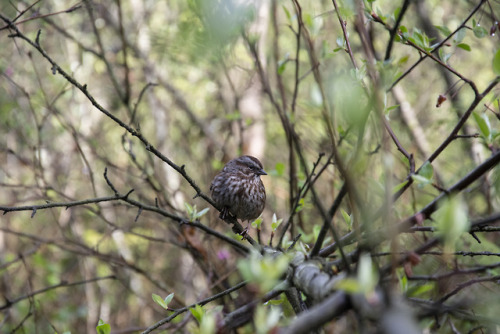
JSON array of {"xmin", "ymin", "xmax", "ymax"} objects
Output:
[{"xmin": 257, "ymin": 169, "xmax": 267, "ymax": 176}]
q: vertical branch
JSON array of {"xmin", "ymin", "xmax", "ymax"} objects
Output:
[
  {"xmin": 116, "ymin": 0, "xmax": 131, "ymax": 105},
  {"xmin": 332, "ymin": 0, "xmax": 358, "ymax": 68},
  {"xmin": 384, "ymin": 0, "xmax": 411, "ymax": 60},
  {"xmin": 83, "ymin": 0, "xmax": 125, "ymax": 103}
]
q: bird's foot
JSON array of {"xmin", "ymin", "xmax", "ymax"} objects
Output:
[
  {"xmin": 219, "ymin": 207, "xmax": 230, "ymax": 220},
  {"xmin": 239, "ymin": 224, "xmax": 250, "ymax": 238}
]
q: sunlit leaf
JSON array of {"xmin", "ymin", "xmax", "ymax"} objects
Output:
[
  {"xmin": 419, "ymin": 161, "xmax": 434, "ymax": 180},
  {"xmin": 271, "ymin": 213, "xmax": 283, "ymax": 231},
  {"xmin": 190, "ymin": 304, "xmax": 205, "ymax": 323},
  {"xmin": 411, "ymin": 174, "xmax": 432, "ymax": 187},
  {"xmin": 340, "ymin": 209, "xmax": 352, "ymax": 229},
  {"xmin": 453, "ymin": 27, "xmax": 466, "ymax": 43},
  {"xmin": 406, "ymin": 283, "xmax": 434, "ymax": 297},
  {"xmin": 152, "ymin": 293, "xmax": 169, "ymax": 309},
  {"xmin": 493, "ymin": 49, "xmax": 500, "ymax": 75},
  {"xmin": 96, "ymin": 320, "xmax": 111, "ymax": 334},
  {"xmin": 473, "ymin": 112, "xmax": 492, "ymax": 142},
  {"xmin": 252, "ymin": 216, "xmax": 263, "ymax": 229},
  {"xmin": 434, "ymin": 195, "xmax": 470, "ymax": 253},
  {"xmin": 393, "ymin": 180, "xmax": 408, "ymax": 193},
  {"xmin": 357, "ymin": 253, "xmax": 379, "ymax": 294},
  {"xmin": 456, "ymin": 43, "xmax": 471, "ymax": 51},
  {"xmin": 334, "ymin": 278, "xmax": 362, "ymax": 293},
  {"xmin": 435, "ymin": 25, "xmax": 451, "ymax": 37},
  {"xmin": 473, "ymin": 25, "xmax": 488, "ymax": 38},
  {"xmin": 164, "ymin": 293, "xmax": 175, "ymax": 306}
]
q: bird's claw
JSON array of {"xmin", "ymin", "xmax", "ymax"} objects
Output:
[{"xmin": 219, "ymin": 207, "xmax": 230, "ymax": 220}]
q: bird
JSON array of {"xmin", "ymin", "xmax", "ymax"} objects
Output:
[{"xmin": 210, "ymin": 155, "xmax": 267, "ymax": 234}]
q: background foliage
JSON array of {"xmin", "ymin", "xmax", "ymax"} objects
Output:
[{"xmin": 1, "ymin": 0, "xmax": 500, "ymax": 333}]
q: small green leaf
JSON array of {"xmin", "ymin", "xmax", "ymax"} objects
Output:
[
  {"xmin": 411, "ymin": 174, "xmax": 432, "ymax": 187},
  {"xmin": 392, "ymin": 180, "xmax": 408, "ymax": 193},
  {"xmin": 194, "ymin": 207, "xmax": 210, "ymax": 219},
  {"xmin": 419, "ymin": 161, "xmax": 434, "ymax": 180},
  {"xmin": 282, "ymin": 5, "xmax": 291, "ymax": 21},
  {"xmin": 456, "ymin": 43, "xmax": 471, "ymax": 51},
  {"xmin": 453, "ymin": 28, "xmax": 466, "ymax": 43},
  {"xmin": 334, "ymin": 278, "xmax": 362, "ymax": 293},
  {"xmin": 434, "ymin": 195, "xmax": 470, "ymax": 253},
  {"xmin": 152, "ymin": 293, "xmax": 169, "ymax": 309},
  {"xmin": 473, "ymin": 111, "xmax": 492, "ymax": 142},
  {"xmin": 96, "ymin": 320, "xmax": 111, "ymax": 334},
  {"xmin": 190, "ymin": 304, "xmax": 205, "ymax": 323},
  {"xmin": 493, "ymin": 49, "xmax": 500, "ymax": 75},
  {"xmin": 336, "ymin": 36, "xmax": 345, "ymax": 48},
  {"xmin": 224, "ymin": 111, "xmax": 241, "ymax": 121},
  {"xmin": 277, "ymin": 53, "xmax": 290, "ymax": 75},
  {"xmin": 406, "ymin": 283, "xmax": 434, "ymax": 297},
  {"xmin": 434, "ymin": 25, "xmax": 451, "ymax": 37},
  {"xmin": 164, "ymin": 293, "xmax": 175, "ymax": 306},
  {"xmin": 399, "ymin": 25, "xmax": 409, "ymax": 39},
  {"xmin": 252, "ymin": 216, "xmax": 263, "ymax": 229},
  {"xmin": 271, "ymin": 213, "xmax": 283, "ymax": 231},
  {"xmin": 277, "ymin": 61, "xmax": 287, "ymax": 75},
  {"xmin": 397, "ymin": 55, "xmax": 409, "ymax": 66},
  {"xmin": 275, "ymin": 162, "xmax": 285, "ymax": 176},
  {"xmin": 184, "ymin": 203, "xmax": 193, "ymax": 215},
  {"xmin": 357, "ymin": 253, "xmax": 378, "ymax": 294},
  {"xmin": 340, "ymin": 209, "xmax": 352, "ymax": 229},
  {"xmin": 439, "ymin": 48, "xmax": 452, "ymax": 63},
  {"xmin": 398, "ymin": 270, "xmax": 408, "ymax": 293},
  {"xmin": 473, "ymin": 25, "xmax": 488, "ymax": 38},
  {"xmin": 295, "ymin": 198, "xmax": 305, "ymax": 213}
]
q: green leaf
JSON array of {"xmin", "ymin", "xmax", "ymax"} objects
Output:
[
  {"xmin": 397, "ymin": 55, "xmax": 409, "ymax": 66},
  {"xmin": 335, "ymin": 253, "xmax": 378, "ymax": 296},
  {"xmin": 473, "ymin": 25, "xmax": 488, "ymax": 38},
  {"xmin": 295, "ymin": 198, "xmax": 305, "ymax": 213},
  {"xmin": 275, "ymin": 162, "xmax": 285, "ymax": 176},
  {"xmin": 190, "ymin": 304, "xmax": 205, "ymax": 323},
  {"xmin": 277, "ymin": 61, "xmax": 287, "ymax": 75},
  {"xmin": 399, "ymin": 25, "xmax": 409, "ymax": 39},
  {"xmin": 434, "ymin": 195, "xmax": 470, "ymax": 253},
  {"xmin": 96, "ymin": 320, "xmax": 111, "ymax": 334},
  {"xmin": 456, "ymin": 43, "xmax": 471, "ymax": 51},
  {"xmin": 237, "ymin": 250, "xmax": 290, "ymax": 292},
  {"xmin": 334, "ymin": 277, "xmax": 362, "ymax": 293},
  {"xmin": 184, "ymin": 203, "xmax": 193, "ymax": 215},
  {"xmin": 392, "ymin": 180, "xmax": 408, "ymax": 193},
  {"xmin": 434, "ymin": 25, "xmax": 451, "ymax": 37},
  {"xmin": 336, "ymin": 36, "xmax": 345, "ymax": 48},
  {"xmin": 224, "ymin": 111, "xmax": 241, "ymax": 121},
  {"xmin": 453, "ymin": 28, "xmax": 466, "ymax": 43},
  {"xmin": 439, "ymin": 48, "xmax": 451, "ymax": 63},
  {"xmin": 357, "ymin": 253, "xmax": 378, "ymax": 294},
  {"xmin": 282, "ymin": 5, "xmax": 291, "ymax": 22},
  {"xmin": 493, "ymin": 49, "xmax": 500, "ymax": 75},
  {"xmin": 255, "ymin": 305, "xmax": 282, "ymax": 334},
  {"xmin": 277, "ymin": 53, "xmax": 289, "ymax": 75},
  {"xmin": 340, "ymin": 209, "xmax": 352, "ymax": 228},
  {"xmin": 152, "ymin": 293, "xmax": 169, "ymax": 309},
  {"xmin": 473, "ymin": 112, "xmax": 492, "ymax": 142},
  {"xmin": 271, "ymin": 213, "xmax": 283, "ymax": 231},
  {"xmin": 252, "ymin": 216, "xmax": 263, "ymax": 229},
  {"xmin": 406, "ymin": 283, "xmax": 434, "ymax": 297},
  {"xmin": 164, "ymin": 292, "xmax": 175, "ymax": 306},
  {"xmin": 398, "ymin": 270, "xmax": 408, "ymax": 293},
  {"xmin": 419, "ymin": 161, "xmax": 434, "ymax": 180},
  {"xmin": 411, "ymin": 174, "xmax": 431, "ymax": 187},
  {"xmin": 194, "ymin": 207, "xmax": 210, "ymax": 219}
]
